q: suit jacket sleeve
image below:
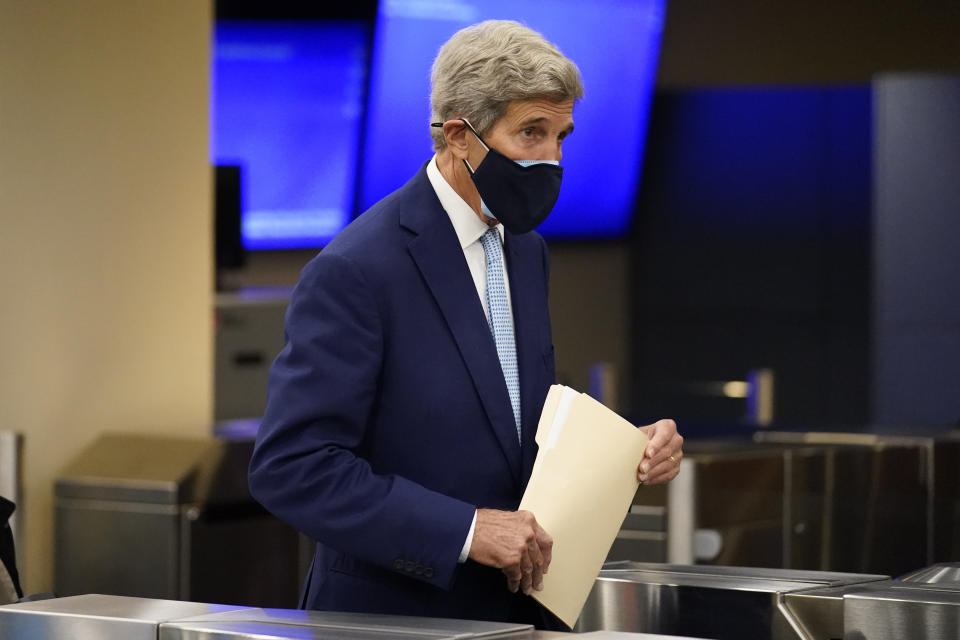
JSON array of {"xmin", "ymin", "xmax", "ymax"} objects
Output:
[{"xmin": 248, "ymin": 251, "xmax": 476, "ymax": 591}]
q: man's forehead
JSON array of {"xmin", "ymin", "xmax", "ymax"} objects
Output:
[{"xmin": 503, "ymin": 99, "xmax": 575, "ymax": 127}]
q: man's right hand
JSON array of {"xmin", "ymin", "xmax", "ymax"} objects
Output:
[{"xmin": 468, "ymin": 508, "xmax": 552, "ymax": 595}]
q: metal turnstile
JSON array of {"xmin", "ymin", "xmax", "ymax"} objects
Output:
[
  {"xmin": 160, "ymin": 608, "xmax": 535, "ymax": 640},
  {"xmin": 0, "ymin": 593, "xmax": 715, "ymax": 640},
  {"xmin": 0, "ymin": 594, "xmax": 538, "ymax": 640},
  {"xmin": 0, "ymin": 594, "xmax": 245, "ymax": 640},
  {"xmin": 615, "ymin": 432, "xmax": 956, "ymax": 578},
  {"xmin": 576, "ymin": 562, "xmax": 888, "ymax": 640},
  {"xmin": 754, "ymin": 431, "xmax": 960, "ymax": 573},
  {"xmin": 841, "ymin": 562, "xmax": 960, "ymax": 640},
  {"xmin": 844, "ymin": 584, "xmax": 960, "ymax": 640}
]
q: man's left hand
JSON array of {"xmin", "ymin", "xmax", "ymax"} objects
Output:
[{"xmin": 637, "ymin": 419, "xmax": 683, "ymax": 485}]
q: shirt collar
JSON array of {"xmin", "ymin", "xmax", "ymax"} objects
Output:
[{"xmin": 426, "ymin": 154, "xmax": 504, "ymax": 249}]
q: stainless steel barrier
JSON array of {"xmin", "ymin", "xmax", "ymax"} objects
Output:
[
  {"xmin": 899, "ymin": 562, "xmax": 960, "ymax": 585},
  {"xmin": 754, "ymin": 430, "xmax": 960, "ymax": 572},
  {"xmin": 844, "ymin": 584, "xmax": 960, "ymax": 640},
  {"xmin": 0, "ymin": 594, "xmax": 245, "ymax": 640},
  {"xmin": 160, "ymin": 608, "xmax": 534, "ymax": 640},
  {"xmin": 0, "ymin": 593, "xmax": 714, "ymax": 640},
  {"xmin": 838, "ymin": 561, "xmax": 960, "ymax": 639},
  {"xmin": 576, "ymin": 562, "xmax": 888, "ymax": 640},
  {"xmin": 615, "ymin": 432, "xmax": 959, "ymax": 577},
  {"xmin": 0, "ymin": 595, "xmax": 540, "ymax": 640},
  {"xmin": 5, "ymin": 582, "xmax": 960, "ymax": 640},
  {"xmin": 616, "ymin": 441, "xmax": 837, "ymax": 569}
]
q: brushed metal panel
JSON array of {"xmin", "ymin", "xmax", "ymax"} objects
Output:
[
  {"xmin": 55, "ymin": 499, "xmax": 179, "ymax": 598},
  {"xmin": 166, "ymin": 608, "xmax": 533, "ymax": 638},
  {"xmin": 782, "ymin": 580, "xmax": 893, "ymax": 640},
  {"xmin": 161, "ymin": 621, "xmax": 715, "ymax": 640},
  {"xmin": 55, "ymin": 434, "xmax": 216, "ymax": 504},
  {"xmin": 594, "ymin": 562, "xmax": 886, "ymax": 590},
  {"xmin": 576, "ymin": 633, "xmax": 711, "ymax": 640},
  {"xmin": 900, "ymin": 562, "xmax": 960, "ymax": 586},
  {"xmin": 578, "ymin": 564, "xmax": 886, "ymax": 640},
  {"xmin": 0, "ymin": 594, "xmax": 245, "ymax": 640},
  {"xmin": 844, "ymin": 584, "xmax": 960, "ymax": 640},
  {"xmin": 161, "ymin": 621, "xmax": 463, "ymax": 640}
]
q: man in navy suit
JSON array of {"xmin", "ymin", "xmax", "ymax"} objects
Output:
[{"xmin": 249, "ymin": 20, "xmax": 684, "ymax": 629}]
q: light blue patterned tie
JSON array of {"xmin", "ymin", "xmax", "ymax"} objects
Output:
[{"xmin": 480, "ymin": 228, "xmax": 521, "ymax": 442}]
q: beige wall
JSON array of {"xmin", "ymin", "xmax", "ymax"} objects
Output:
[
  {"xmin": 547, "ymin": 243, "xmax": 629, "ymax": 409},
  {"xmin": 0, "ymin": 1, "xmax": 213, "ymax": 592}
]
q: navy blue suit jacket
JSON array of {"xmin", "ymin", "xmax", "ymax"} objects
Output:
[{"xmin": 248, "ymin": 162, "xmax": 557, "ymax": 624}]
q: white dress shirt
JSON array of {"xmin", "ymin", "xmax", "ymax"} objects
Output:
[
  {"xmin": 425, "ymin": 154, "xmax": 516, "ymax": 563},
  {"xmin": 426, "ymin": 155, "xmax": 514, "ymax": 321}
]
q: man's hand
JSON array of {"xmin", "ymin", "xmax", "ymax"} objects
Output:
[
  {"xmin": 637, "ymin": 418, "xmax": 684, "ymax": 485},
  {"xmin": 468, "ymin": 509, "xmax": 552, "ymax": 595}
]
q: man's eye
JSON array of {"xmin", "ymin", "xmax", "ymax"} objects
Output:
[{"xmin": 521, "ymin": 128, "xmax": 535, "ymax": 137}]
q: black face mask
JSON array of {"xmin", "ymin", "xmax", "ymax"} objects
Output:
[{"xmin": 458, "ymin": 118, "xmax": 563, "ymax": 234}]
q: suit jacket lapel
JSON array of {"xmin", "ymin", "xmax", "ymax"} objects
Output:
[
  {"xmin": 505, "ymin": 232, "xmax": 547, "ymax": 488},
  {"xmin": 402, "ymin": 171, "xmax": 522, "ymax": 488}
]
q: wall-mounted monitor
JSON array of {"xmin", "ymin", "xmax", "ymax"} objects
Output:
[
  {"xmin": 212, "ymin": 1, "xmax": 664, "ymax": 249},
  {"xmin": 212, "ymin": 21, "xmax": 369, "ymax": 249},
  {"xmin": 358, "ymin": 0, "xmax": 665, "ymax": 238}
]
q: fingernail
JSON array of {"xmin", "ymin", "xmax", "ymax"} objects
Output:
[
  {"xmin": 639, "ymin": 474, "xmax": 647, "ymax": 483},
  {"xmin": 535, "ymin": 582, "xmax": 544, "ymax": 591},
  {"xmin": 640, "ymin": 462, "xmax": 649, "ymax": 473},
  {"xmin": 647, "ymin": 447, "xmax": 656, "ymax": 456}
]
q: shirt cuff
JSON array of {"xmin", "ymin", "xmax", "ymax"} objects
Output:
[{"xmin": 458, "ymin": 510, "xmax": 477, "ymax": 563}]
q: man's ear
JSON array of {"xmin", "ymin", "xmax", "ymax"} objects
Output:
[{"xmin": 442, "ymin": 120, "xmax": 470, "ymax": 159}]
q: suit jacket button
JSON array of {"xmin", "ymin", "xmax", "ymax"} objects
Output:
[
  {"xmin": 424, "ymin": 567, "xmax": 434, "ymax": 579},
  {"xmin": 394, "ymin": 558, "xmax": 404, "ymax": 570}
]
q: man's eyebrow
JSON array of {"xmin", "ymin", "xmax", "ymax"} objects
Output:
[
  {"xmin": 516, "ymin": 117, "xmax": 549, "ymax": 128},
  {"xmin": 516, "ymin": 117, "xmax": 576, "ymax": 134}
]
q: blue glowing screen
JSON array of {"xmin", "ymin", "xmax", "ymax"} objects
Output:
[
  {"xmin": 359, "ymin": 0, "xmax": 665, "ymax": 238},
  {"xmin": 212, "ymin": 22, "xmax": 368, "ymax": 249}
]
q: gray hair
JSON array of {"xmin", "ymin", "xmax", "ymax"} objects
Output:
[{"xmin": 429, "ymin": 20, "xmax": 584, "ymax": 151}]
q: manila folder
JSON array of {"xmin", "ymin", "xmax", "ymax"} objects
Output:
[{"xmin": 518, "ymin": 387, "xmax": 648, "ymax": 628}]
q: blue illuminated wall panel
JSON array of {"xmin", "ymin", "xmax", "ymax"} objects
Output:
[
  {"xmin": 873, "ymin": 75, "xmax": 960, "ymax": 427},
  {"xmin": 213, "ymin": 22, "xmax": 368, "ymax": 249},
  {"xmin": 629, "ymin": 87, "xmax": 873, "ymax": 425}
]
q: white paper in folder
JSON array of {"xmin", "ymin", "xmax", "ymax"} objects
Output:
[{"xmin": 519, "ymin": 385, "xmax": 649, "ymax": 628}]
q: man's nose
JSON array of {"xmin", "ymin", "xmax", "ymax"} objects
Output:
[{"xmin": 546, "ymin": 141, "xmax": 562, "ymax": 163}]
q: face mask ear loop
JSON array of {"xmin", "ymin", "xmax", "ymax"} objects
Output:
[
  {"xmin": 459, "ymin": 118, "xmax": 489, "ymax": 150},
  {"xmin": 459, "ymin": 118, "xmax": 490, "ymax": 175}
]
